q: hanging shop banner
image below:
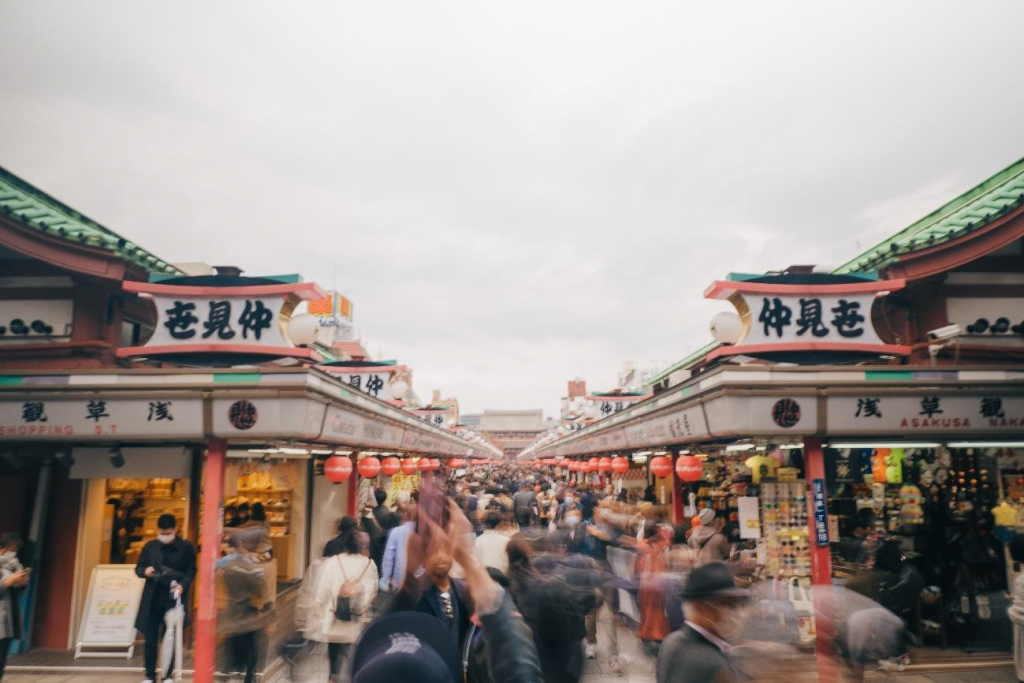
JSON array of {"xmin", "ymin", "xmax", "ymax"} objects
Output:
[
  {"xmin": 212, "ymin": 397, "xmax": 324, "ymax": 440},
  {"xmin": 703, "ymin": 395, "xmax": 818, "ymax": 436},
  {"xmin": 117, "ymin": 280, "xmax": 325, "ymax": 361},
  {"xmin": 812, "ymin": 479, "xmax": 829, "ymax": 546},
  {"xmin": 76, "ymin": 564, "xmax": 146, "ymax": 652},
  {"xmin": 827, "ymin": 395, "xmax": 1024, "ymax": 435},
  {"xmin": 704, "ymin": 277, "xmax": 911, "ymax": 360},
  {"xmin": 0, "ymin": 398, "xmax": 202, "ymax": 440}
]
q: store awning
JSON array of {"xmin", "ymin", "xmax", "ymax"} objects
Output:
[
  {"xmin": 0, "ymin": 367, "xmax": 500, "ymax": 459},
  {"xmin": 522, "ymin": 365, "xmax": 1024, "ymax": 458}
]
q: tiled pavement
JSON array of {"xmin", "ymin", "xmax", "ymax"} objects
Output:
[{"xmin": 4, "ymin": 610, "xmax": 1019, "ymax": 683}]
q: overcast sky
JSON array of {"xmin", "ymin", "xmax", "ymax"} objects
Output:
[{"xmin": 3, "ymin": 1, "xmax": 1024, "ymax": 417}]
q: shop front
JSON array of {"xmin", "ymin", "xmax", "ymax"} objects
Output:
[{"xmin": 0, "ymin": 366, "xmax": 494, "ymax": 678}]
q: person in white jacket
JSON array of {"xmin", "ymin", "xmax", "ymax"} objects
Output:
[
  {"xmin": 1009, "ymin": 535, "xmax": 1024, "ymax": 683},
  {"xmin": 311, "ymin": 517, "xmax": 378, "ymax": 683}
]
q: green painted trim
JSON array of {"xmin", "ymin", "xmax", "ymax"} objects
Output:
[
  {"xmin": 865, "ymin": 371, "xmax": 913, "ymax": 381},
  {"xmin": 0, "ymin": 376, "xmax": 22, "ymax": 386},
  {"xmin": 681, "ymin": 386, "xmax": 692, "ymax": 396},
  {"xmin": 213, "ymin": 373, "xmax": 261, "ymax": 383},
  {"xmin": 260, "ymin": 274, "xmax": 303, "ymax": 284}
]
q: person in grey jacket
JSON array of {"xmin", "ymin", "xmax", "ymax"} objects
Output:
[
  {"xmin": 688, "ymin": 509, "xmax": 732, "ymax": 565},
  {"xmin": 0, "ymin": 533, "xmax": 29, "ymax": 681},
  {"xmin": 656, "ymin": 562, "xmax": 749, "ymax": 683}
]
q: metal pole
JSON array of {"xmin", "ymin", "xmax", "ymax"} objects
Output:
[
  {"xmin": 804, "ymin": 437, "xmax": 838, "ymax": 683},
  {"xmin": 194, "ymin": 438, "xmax": 226, "ymax": 683}
]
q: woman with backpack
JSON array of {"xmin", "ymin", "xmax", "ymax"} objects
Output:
[{"xmin": 312, "ymin": 516, "xmax": 378, "ymax": 683}]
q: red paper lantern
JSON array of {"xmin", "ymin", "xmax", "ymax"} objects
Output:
[
  {"xmin": 599, "ymin": 457, "xmax": 613, "ymax": 472},
  {"xmin": 429, "ymin": 458, "xmax": 441, "ymax": 471},
  {"xmin": 449, "ymin": 458, "xmax": 467, "ymax": 469},
  {"xmin": 675, "ymin": 455, "xmax": 703, "ymax": 482},
  {"xmin": 650, "ymin": 456, "xmax": 673, "ymax": 478},
  {"xmin": 356, "ymin": 457, "xmax": 381, "ymax": 478},
  {"xmin": 579, "ymin": 461, "xmax": 592, "ymax": 474},
  {"xmin": 400, "ymin": 459, "xmax": 419, "ymax": 475},
  {"xmin": 611, "ymin": 457, "xmax": 629, "ymax": 474},
  {"xmin": 560, "ymin": 458, "xmax": 572, "ymax": 468},
  {"xmin": 588, "ymin": 457, "xmax": 601, "ymax": 471},
  {"xmin": 323, "ymin": 455, "xmax": 353, "ymax": 483},
  {"xmin": 381, "ymin": 457, "xmax": 401, "ymax": 476},
  {"xmin": 417, "ymin": 457, "xmax": 432, "ymax": 471}
]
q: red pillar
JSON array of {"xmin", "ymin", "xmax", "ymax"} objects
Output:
[
  {"xmin": 194, "ymin": 438, "xmax": 226, "ymax": 683},
  {"xmin": 672, "ymin": 454, "xmax": 684, "ymax": 525},
  {"xmin": 803, "ymin": 437, "xmax": 838, "ymax": 683}
]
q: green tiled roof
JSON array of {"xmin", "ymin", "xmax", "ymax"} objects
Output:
[
  {"xmin": 835, "ymin": 156, "xmax": 1024, "ymax": 274},
  {"xmin": 0, "ymin": 166, "xmax": 179, "ymax": 275},
  {"xmin": 646, "ymin": 341, "xmax": 719, "ymax": 386}
]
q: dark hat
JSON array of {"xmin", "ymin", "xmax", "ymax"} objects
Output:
[
  {"xmin": 351, "ymin": 612, "xmax": 460, "ymax": 683},
  {"xmin": 681, "ymin": 561, "xmax": 750, "ymax": 601}
]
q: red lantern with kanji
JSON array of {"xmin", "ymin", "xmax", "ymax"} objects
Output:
[
  {"xmin": 401, "ymin": 459, "xmax": 419, "ymax": 475},
  {"xmin": 357, "ymin": 457, "xmax": 381, "ymax": 479},
  {"xmin": 650, "ymin": 456, "xmax": 673, "ymax": 478},
  {"xmin": 599, "ymin": 457, "xmax": 613, "ymax": 472},
  {"xmin": 324, "ymin": 455, "xmax": 353, "ymax": 483},
  {"xmin": 381, "ymin": 457, "xmax": 401, "ymax": 476},
  {"xmin": 675, "ymin": 455, "xmax": 703, "ymax": 482},
  {"xmin": 611, "ymin": 457, "xmax": 629, "ymax": 474},
  {"xmin": 449, "ymin": 458, "xmax": 467, "ymax": 469}
]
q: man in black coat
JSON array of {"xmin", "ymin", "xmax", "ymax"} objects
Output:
[
  {"xmin": 656, "ymin": 562, "xmax": 749, "ymax": 683},
  {"xmin": 361, "ymin": 488, "xmax": 395, "ymax": 569},
  {"xmin": 134, "ymin": 514, "xmax": 196, "ymax": 683}
]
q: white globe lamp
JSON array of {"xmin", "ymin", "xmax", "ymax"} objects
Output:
[
  {"xmin": 288, "ymin": 313, "xmax": 320, "ymax": 347},
  {"xmin": 390, "ymin": 379, "xmax": 410, "ymax": 400},
  {"xmin": 710, "ymin": 311, "xmax": 743, "ymax": 345}
]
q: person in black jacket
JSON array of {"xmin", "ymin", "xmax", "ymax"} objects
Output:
[
  {"xmin": 134, "ymin": 514, "xmax": 196, "ymax": 683},
  {"xmin": 361, "ymin": 488, "xmax": 395, "ymax": 569}
]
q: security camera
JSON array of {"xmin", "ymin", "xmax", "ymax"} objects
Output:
[
  {"xmin": 928, "ymin": 324, "xmax": 962, "ymax": 341},
  {"xmin": 109, "ymin": 447, "xmax": 125, "ymax": 468}
]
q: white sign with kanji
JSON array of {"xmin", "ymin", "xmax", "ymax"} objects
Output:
[
  {"xmin": 739, "ymin": 293, "xmax": 884, "ymax": 346},
  {"xmin": 827, "ymin": 395, "xmax": 1024, "ymax": 434},
  {"xmin": 147, "ymin": 295, "xmax": 288, "ymax": 347},
  {"xmin": 336, "ymin": 372, "xmax": 393, "ymax": 400}
]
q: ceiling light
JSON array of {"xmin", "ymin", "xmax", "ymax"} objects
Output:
[
  {"xmin": 946, "ymin": 442, "xmax": 1024, "ymax": 449},
  {"xmin": 309, "ymin": 449, "xmax": 334, "ymax": 455},
  {"xmin": 278, "ymin": 447, "xmax": 309, "ymax": 455},
  {"xmin": 725, "ymin": 444, "xmax": 755, "ymax": 452},
  {"xmin": 826, "ymin": 442, "xmax": 941, "ymax": 449}
]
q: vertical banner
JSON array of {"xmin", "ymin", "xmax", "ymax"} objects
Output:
[{"xmin": 812, "ymin": 479, "xmax": 829, "ymax": 546}]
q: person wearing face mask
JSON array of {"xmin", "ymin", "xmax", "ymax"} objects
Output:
[
  {"xmin": 0, "ymin": 533, "xmax": 29, "ymax": 681},
  {"xmin": 134, "ymin": 514, "xmax": 196, "ymax": 683},
  {"xmin": 656, "ymin": 562, "xmax": 749, "ymax": 683}
]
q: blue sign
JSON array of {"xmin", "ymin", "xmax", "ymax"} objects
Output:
[{"xmin": 812, "ymin": 478, "xmax": 829, "ymax": 547}]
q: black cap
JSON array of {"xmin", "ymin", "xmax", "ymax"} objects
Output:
[
  {"xmin": 351, "ymin": 612, "xmax": 460, "ymax": 683},
  {"xmin": 681, "ymin": 561, "xmax": 750, "ymax": 600}
]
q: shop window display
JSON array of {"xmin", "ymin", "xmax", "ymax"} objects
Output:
[{"xmin": 104, "ymin": 478, "xmax": 188, "ymax": 565}]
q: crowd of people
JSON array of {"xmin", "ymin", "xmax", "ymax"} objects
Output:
[
  {"xmin": 0, "ymin": 463, "xmax": 1009, "ymax": 683},
  {"xmin": 284, "ymin": 463, "xmax": 925, "ymax": 682}
]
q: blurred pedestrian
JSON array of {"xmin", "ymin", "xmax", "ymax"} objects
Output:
[
  {"xmin": 217, "ymin": 529, "xmax": 272, "ymax": 683},
  {"xmin": 362, "ymin": 488, "xmax": 395, "ymax": 570},
  {"xmin": 636, "ymin": 523, "xmax": 671, "ymax": 653},
  {"xmin": 312, "ymin": 515, "xmax": 378, "ymax": 683},
  {"xmin": 0, "ymin": 533, "xmax": 28, "ymax": 681},
  {"xmin": 476, "ymin": 512, "xmax": 511, "ymax": 573},
  {"xmin": 688, "ymin": 509, "xmax": 731, "ymax": 565},
  {"xmin": 380, "ymin": 503, "xmax": 416, "ymax": 593},
  {"xmin": 656, "ymin": 562, "xmax": 749, "ymax": 683},
  {"xmin": 1009, "ymin": 535, "xmax": 1024, "ymax": 683}
]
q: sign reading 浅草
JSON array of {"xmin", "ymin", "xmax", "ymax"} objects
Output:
[
  {"xmin": 0, "ymin": 398, "xmax": 200, "ymax": 439},
  {"xmin": 827, "ymin": 395, "xmax": 1024, "ymax": 434}
]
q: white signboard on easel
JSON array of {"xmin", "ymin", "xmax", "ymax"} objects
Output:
[{"xmin": 75, "ymin": 564, "xmax": 145, "ymax": 658}]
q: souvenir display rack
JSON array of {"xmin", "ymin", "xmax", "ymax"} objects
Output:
[{"xmin": 761, "ymin": 480, "xmax": 811, "ymax": 578}]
